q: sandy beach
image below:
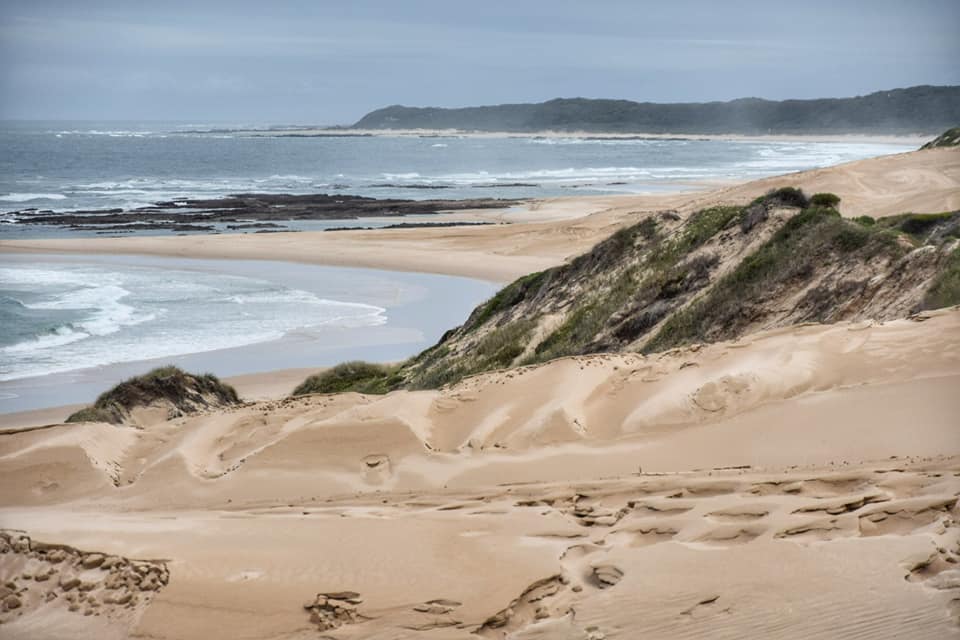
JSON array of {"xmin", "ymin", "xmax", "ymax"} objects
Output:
[
  {"xmin": 1, "ymin": 307, "xmax": 958, "ymax": 638},
  {"xmin": 1, "ymin": 146, "xmax": 959, "ymax": 639},
  {"xmin": 2, "ymin": 147, "xmax": 956, "ymax": 283}
]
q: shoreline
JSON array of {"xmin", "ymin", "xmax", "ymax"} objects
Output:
[
  {"xmin": 0, "ymin": 367, "xmax": 317, "ymax": 431},
  {"xmin": 233, "ymin": 127, "xmax": 932, "ymax": 146},
  {"xmin": 3, "ymin": 146, "xmax": 958, "ymax": 285},
  {"xmin": 1, "ymin": 141, "xmax": 959, "ymax": 638},
  {"xmin": 2, "ymin": 147, "xmax": 957, "ymax": 424},
  {"xmin": 0, "ymin": 254, "xmax": 497, "ymax": 415}
]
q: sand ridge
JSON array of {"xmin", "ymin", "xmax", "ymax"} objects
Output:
[
  {"xmin": 1, "ymin": 309, "xmax": 959, "ymax": 638},
  {"xmin": 1, "ymin": 148, "xmax": 959, "ymax": 638}
]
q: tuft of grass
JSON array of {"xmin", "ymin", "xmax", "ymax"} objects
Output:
[
  {"xmin": 921, "ymin": 126, "xmax": 960, "ymax": 149},
  {"xmin": 292, "ymin": 361, "xmax": 402, "ymax": 396},
  {"xmin": 923, "ymin": 246, "xmax": 960, "ymax": 309},
  {"xmin": 878, "ymin": 211, "xmax": 959, "ymax": 241},
  {"xmin": 473, "ymin": 319, "xmax": 536, "ymax": 370},
  {"xmin": 752, "ymin": 187, "xmax": 809, "ymax": 209},
  {"xmin": 65, "ymin": 406, "xmax": 115, "ymax": 424},
  {"xmin": 643, "ymin": 205, "xmax": 906, "ymax": 353},
  {"xmin": 650, "ymin": 205, "xmax": 742, "ymax": 268},
  {"xmin": 66, "ymin": 366, "xmax": 239, "ymax": 424},
  {"xmin": 810, "ymin": 192, "xmax": 841, "ymax": 208},
  {"xmin": 463, "ymin": 270, "xmax": 549, "ymax": 332}
]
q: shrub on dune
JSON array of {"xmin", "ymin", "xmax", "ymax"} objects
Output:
[
  {"xmin": 66, "ymin": 366, "xmax": 240, "ymax": 425},
  {"xmin": 291, "ymin": 361, "xmax": 402, "ymax": 396},
  {"xmin": 810, "ymin": 192, "xmax": 841, "ymax": 208}
]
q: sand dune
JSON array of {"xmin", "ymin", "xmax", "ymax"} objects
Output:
[
  {"xmin": 2, "ymin": 147, "xmax": 958, "ymax": 638},
  {"xmin": 1, "ymin": 148, "xmax": 956, "ymax": 283},
  {"xmin": 2, "ymin": 308, "xmax": 958, "ymax": 638}
]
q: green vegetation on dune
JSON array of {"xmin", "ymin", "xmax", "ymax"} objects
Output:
[
  {"xmin": 646, "ymin": 207, "xmax": 960, "ymax": 352},
  {"xmin": 921, "ymin": 126, "xmax": 960, "ymax": 149},
  {"xmin": 463, "ymin": 270, "xmax": 549, "ymax": 333},
  {"xmin": 66, "ymin": 366, "xmax": 240, "ymax": 424},
  {"xmin": 810, "ymin": 192, "xmax": 841, "ymax": 208},
  {"xmin": 923, "ymin": 247, "xmax": 960, "ymax": 310},
  {"xmin": 399, "ymin": 199, "xmax": 756, "ymax": 386},
  {"xmin": 292, "ymin": 361, "xmax": 403, "ymax": 396},
  {"xmin": 290, "ymin": 190, "xmax": 960, "ymax": 397},
  {"xmin": 875, "ymin": 211, "xmax": 960, "ymax": 242}
]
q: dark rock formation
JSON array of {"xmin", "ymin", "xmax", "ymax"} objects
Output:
[{"xmin": 9, "ymin": 193, "xmax": 518, "ymax": 234}]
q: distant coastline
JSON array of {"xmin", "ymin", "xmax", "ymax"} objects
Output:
[
  {"xmin": 229, "ymin": 127, "xmax": 932, "ymax": 146},
  {"xmin": 346, "ymin": 85, "xmax": 960, "ymax": 136}
]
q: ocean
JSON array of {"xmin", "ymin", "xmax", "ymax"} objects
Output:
[
  {"xmin": 0, "ymin": 121, "xmax": 914, "ymax": 220},
  {"xmin": 0, "ymin": 254, "xmax": 497, "ymax": 412},
  {"xmin": 0, "ymin": 122, "xmax": 915, "ymax": 409}
]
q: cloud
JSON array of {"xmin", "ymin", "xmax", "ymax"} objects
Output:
[{"xmin": 0, "ymin": 0, "xmax": 957, "ymax": 121}]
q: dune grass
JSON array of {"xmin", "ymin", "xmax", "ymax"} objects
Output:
[
  {"xmin": 66, "ymin": 366, "xmax": 239, "ymax": 424},
  {"xmin": 291, "ymin": 361, "xmax": 403, "ymax": 396}
]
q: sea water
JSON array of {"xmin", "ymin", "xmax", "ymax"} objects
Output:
[
  {"xmin": 0, "ymin": 255, "xmax": 497, "ymax": 412},
  {"xmin": 0, "ymin": 121, "xmax": 914, "ymax": 224},
  {"xmin": 0, "ymin": 122, "xmax": 916, "ymax": 411}
]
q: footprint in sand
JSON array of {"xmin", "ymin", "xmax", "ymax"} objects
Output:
[
  {"xmin": 405, "ymin": 599, "xmax": 464, "ymax": 631},
  {"xmin": 680, "ymin": 595, "xmax": 732, "ymax": 619},
  {"xmin": 361, "ymin": 454, "xmax": 391, "ymax": 484},
  {"xmin": 608, "ymin": 526, "xmax": 678, "ymax": 547},
  {"xmin": 587, "ymin": 565, "xmax": 624, "ymax": 589},
  {"xmin": 689, "ymin": 373, "xmax": 756, "ymax": 413},
  {"xmin": 775, "ymin": 516, "xmax": 855, "ymax": 542},
  {"xmin": 695, "ymin": 524, "xmax": 765, "ymax": 546},
  {"xmin": 705, "ymin": 506, "xmax": 770, "ymax": 523},
  {"xmin": 858, "ymin": 496, "xmax": 957, "ymax": 536}
]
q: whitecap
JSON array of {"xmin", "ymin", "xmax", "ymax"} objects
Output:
[
  {"xmin": 0, "ymin": 193, "xmax": 68, "ymax": 202},
  {"xmin": 0, "ymin": 325, "xmax": 91, "ymax": 355}
]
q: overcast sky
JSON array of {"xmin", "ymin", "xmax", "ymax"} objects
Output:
[{"xmin": 1, "ymin": 0, "xmax": 957, "ymax": 124}]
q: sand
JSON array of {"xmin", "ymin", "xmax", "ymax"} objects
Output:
[
  {"xmin": 1, "ymin": 147, "xmax": 959, "ymax": 639},
  {"xmin": 0, "ymin": 309, "xmax": 958, "ymax": 638}
]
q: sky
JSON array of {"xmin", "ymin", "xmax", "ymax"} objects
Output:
[{"xmin": 0, "ymin": 0, "xmax": 957, "ymax": 124}]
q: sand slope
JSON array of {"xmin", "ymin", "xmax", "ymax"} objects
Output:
[{"xmin": 1, "ymin": 308, "xmax": 958, "ymax": 638}]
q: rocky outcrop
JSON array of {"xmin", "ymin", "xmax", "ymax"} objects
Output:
[
  {"xmin": 0, "ymin": 531, "xmax": 169, "ymax": 627},
  {"xmin": 9, "ymin": 193, "xmax": 516, "ymax": 234},
  {"xmin": 303, "ymin": 591, "xmax": 366, "ymax": 631}
]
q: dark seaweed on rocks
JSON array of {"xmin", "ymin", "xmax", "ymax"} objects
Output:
[{"xmin": 11, "ymin": 193, "xmax": 518, "ymax": 234}]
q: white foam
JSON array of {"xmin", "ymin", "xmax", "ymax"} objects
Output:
[
  {"xmin": 1, "ymin": 325, "xmax": 90, "ymax": 354},
  {"xmin": 0, "ymin": 262, "xmax": 389, "ymax": 381},
  {"xmin": 0, "ymin": 193, "xmax": 67, "ymax": 202}
]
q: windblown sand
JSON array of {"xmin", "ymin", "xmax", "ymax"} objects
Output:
[
  {"xmin": 1, "ymin": 148, "xmax": 959, "ymax": 638},
  {"xmin": 1, "ymin": 308, "xmax": 958, "ymax": 638}
]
